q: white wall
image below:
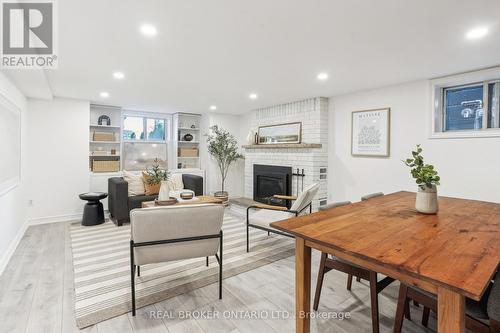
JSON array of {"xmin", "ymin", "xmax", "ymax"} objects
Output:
[
  {"xmin": 0, "ymin": 72, "xmax": 27, "ymax": 274},
  {"xmin": 25, "ymin": 98, "xmax": 90, "ymax": 223},
  {"xmin": 200, "ymin": 112, "xmax": 247, "ymax": 197},
  {"xmin": 329, "ymin": 80, "xmax": 500, "ymax": 203}
]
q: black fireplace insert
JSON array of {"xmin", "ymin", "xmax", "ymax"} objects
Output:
[{"xmin": 253, "ymin": 164, "xmax": 293, "ymax": 208}]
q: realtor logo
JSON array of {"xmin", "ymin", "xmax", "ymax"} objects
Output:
[{"xmin": 1, "ymin": 0, "xmax": 57, "ymax": 68}]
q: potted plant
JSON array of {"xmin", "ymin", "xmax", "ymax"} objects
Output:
[
  {"xmin": 404, "ymin": 145, "xmax": 440, "ymax": 214},
  {"xmin": 143, "ymin": 158, "xmax": 170, "ymax": 199},
  {"xmin": 206, "ymin": 125, "xmax": 244, "ymax": 203}
]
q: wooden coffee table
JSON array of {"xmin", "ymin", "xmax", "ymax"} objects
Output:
[{"xmin": 141, "ymin": 195, "xmax": 223, "ymax": 208}]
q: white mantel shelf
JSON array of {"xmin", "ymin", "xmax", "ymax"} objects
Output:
[{"xmin": 242, "ymin": 143, "xmax": 322, "ymax": 149}]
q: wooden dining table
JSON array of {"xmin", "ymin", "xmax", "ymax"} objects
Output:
[{"xmin": 271, "ymin": 191, "xmax": 500, "ymax": 333}]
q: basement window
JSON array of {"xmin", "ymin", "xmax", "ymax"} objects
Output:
[{"xmin": 431, "ymin": 68, "xmax": 500, "ymax": 138}]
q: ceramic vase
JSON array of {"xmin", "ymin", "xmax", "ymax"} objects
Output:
[
  {"xmin": 415, "ymin": 184, "xmax": 438, "ymax": 214},
  {"xmin": 246, "ymin": 130, "xmax": 255, "ymax": 145},
  {"xmin": 158, "ymin": 181, "xmax": 170, "ymax": 201}
]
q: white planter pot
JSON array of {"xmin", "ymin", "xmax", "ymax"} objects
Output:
[
  {"xmin": 158, "ymin": 180, "xmax": 171, "ymax": 201},
  {"xmin": 415, "ymin": 185, "xmax": 438, "ymax": 214},
  {"xmin": 246, "ymin": 130, "xmax": 255, "ymax": 145}
]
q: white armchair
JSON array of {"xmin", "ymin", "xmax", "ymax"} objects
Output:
[
  {"xmin": 246, "ymin": 183, "xmax": 319, "ymax": 252},
  {"xmin": 129, "ymin": 204, "xmax": 224, "ymax": 316}
]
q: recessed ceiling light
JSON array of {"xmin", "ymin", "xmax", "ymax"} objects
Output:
[
  {"xmin": 317, "ymin": 72, "xmax": 329, "ymax": 80},
  {"xmin": 249, "ymin": 93, "xmax": 258, "ymax": 100},
  {"xmin": 466, "ymin": 26, "xmax": 489, "ymax": 40},
  {"xmin": 140, "ymin": 24, "xmax": 157, "ymax": 37},
  {"xmin": 113, "ymin": 71, "xmax": 125, "ymax": 79},
  {"xmin": 209, "ymin": 105, "xmax": 217, "ymax": 111},
  {"xmin": 100, "ymin": 91, "xmax": 109, "ymax": 98}
]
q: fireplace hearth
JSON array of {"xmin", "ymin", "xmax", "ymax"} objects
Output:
[{"xmin": 253, "ymin": 164, "xmax": 292, "ymax": 208}]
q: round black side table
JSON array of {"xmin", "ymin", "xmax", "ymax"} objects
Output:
[{"xmin": 79, "ymin": 192, "xmax": 108, "ymax": 226}]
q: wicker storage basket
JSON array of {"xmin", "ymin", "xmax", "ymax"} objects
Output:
[
  {"xmin": 93, "ymin": 131, "xmax": 115, "ymax": 141},
  {"xmin": 178, "ymin": 148, "xmax": 199, "ymax": 157},
  {"xmin": 92, "ymin": 160, "xmax": 120, "ymax": 172}
]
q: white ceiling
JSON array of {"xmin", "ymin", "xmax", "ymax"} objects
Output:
[{"xmin": 3, "ymin": 0, "xmax": 500, "ymax": 114}]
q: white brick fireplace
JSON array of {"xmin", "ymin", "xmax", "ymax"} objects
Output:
[{"xmin": 243, "ymin": 97, "xmax": 328, "ymax": 211}]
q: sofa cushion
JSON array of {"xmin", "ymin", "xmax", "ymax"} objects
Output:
[
  {"xmin": 123, "ymin": 170, "xmax": 145, "ymax": 196},
  {"xmin": 142, "ymin": 172, "xmax": 161, "ymax": 195},
  {"xmin": 128, "ymin": 194, "xmax": 158, "ymax": 211},
  {"xmin": 169, "ymin": 173, "xmax": 184, "ymax": 191}
]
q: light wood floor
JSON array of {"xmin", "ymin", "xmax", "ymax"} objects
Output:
[{"xmin": 0, "ymin": 220, "xmax": 439, "ymax": 333}]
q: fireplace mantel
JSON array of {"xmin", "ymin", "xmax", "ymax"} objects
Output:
[{"xmin": 242, "ymin": 143, "xmax": 322, "ymax": 149}]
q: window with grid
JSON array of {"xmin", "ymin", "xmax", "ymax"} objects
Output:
[
  {"xmin": 122, "ymin": 114, "xmax": 170, "ymax": 171},
  {"xmin": 435, "ymin": 80, "xmax": 500, "ymax": 134}
]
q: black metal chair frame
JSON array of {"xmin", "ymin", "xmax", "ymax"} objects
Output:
[
  {"xmin": 130, "ymin": 230, "xmax": 223, "ymax": 316},
  {"xmin": 246, "ymin": 202, "xmax": 312, "ymax": 252}
]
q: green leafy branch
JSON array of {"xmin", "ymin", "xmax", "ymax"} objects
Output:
[
  {"xmin": 403, "ymin": 145, "xmax": 440, "ymax": 189},
  {"xmin": 145, "ymin": 158, "xmax": 169, "ymax": 185}
]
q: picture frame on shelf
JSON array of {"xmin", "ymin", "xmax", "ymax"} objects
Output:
[
  {"xmin": 351, "ymin": 107, "xmax": 390, "ymax": 157},
  {"xmin": 257, "ymin": 122, "xmax": 302, "ymax": 145}
]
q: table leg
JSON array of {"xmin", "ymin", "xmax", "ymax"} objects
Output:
[
  {"xmin": 296, "ymin": 237, "xmax": 311, "ymax": 333},
  {"xmin": 437, "ymin": 287, "xmax": 465, "ymax": 333}
]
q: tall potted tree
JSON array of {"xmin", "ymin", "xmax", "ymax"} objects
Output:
[
  {"xmin": 206, "ymin": 125, "xmax": 243, "ymax": 203},
  {"xmin": 404, "ymin": 145, "xmax": 440, "ymax": 214}
]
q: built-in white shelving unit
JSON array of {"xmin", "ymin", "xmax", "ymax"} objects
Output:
[
  {"xmin": 173, "ymin": 112, "xmax": 201, "ymax": 170},
  {"xmin": 89, "ymin": 104, "xmax": 122, "ymax": 172}
]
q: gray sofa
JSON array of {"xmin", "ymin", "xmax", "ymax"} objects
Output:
[{"xmin": 108, "ymin": 174, "xmax": 203, "ymax": 226}]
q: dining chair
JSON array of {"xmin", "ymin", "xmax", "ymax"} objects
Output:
[
  {"xmin": 393, "ymin": 272, "xmax": 499, "ymax": 333},
  {"xmin": 246, "ymin": 183, "xmax": 319, "ymax": 252},
  {"xmin": 129, "ymin": 204, "xmax": 224, "ymax": 316},
  {"xmin": 312, "ymin": 198, "xmax": 395, "ymax": 333}
]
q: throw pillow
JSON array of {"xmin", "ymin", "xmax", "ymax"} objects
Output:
[
  {"xmin": 123, "ymin": 170, "xmax": 145, "ymax": 196},
  {"xmin": 142, "ymin": 172, "xmax": 161, "ymax": 196},
  {"xmin": 170, "ymin": 173, "xmax": 184, "ymax": 191}
]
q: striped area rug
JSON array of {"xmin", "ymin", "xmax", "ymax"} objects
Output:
[{"xmin": 69, "ymin": 213, "xmax": 294, "ymax": 328}]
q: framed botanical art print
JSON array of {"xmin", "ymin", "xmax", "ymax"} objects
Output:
[
  {"xmin": 258, "ymin": 122, "xmax": 302, "ymax": 144},
  {"xmin": 351, "ymin": 108, "xmax": 390, "ymax": 157}
]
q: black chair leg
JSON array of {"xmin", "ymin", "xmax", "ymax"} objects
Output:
[
  {"xmin": 356, "ymin": 276, "xmax": 361, "ymax": 282},
  {"xmin": 347, "ymin": 274, "xmax": 353, "ymax": 290},
  {"xmin": 219, "ymin": 231, "xmax": 223, "ymax": 299},
  {"xmin": 246, "ymin": 225, "xmax": 250, "ymax": 253},
  {"xmin": 313, "ymin": 252, "xmax": 328, "ymax": 311},
  {"xmin": 369, "ymin": 272, "xmax": 379, "ymax": 333},
  {"xmin": 130, "ymin": 241, "xmax": 136, "ymax": 316},
  {"xmin": 137, "ymin": 265, "xmax": 140, "ymax": 277},
  {"xmin": 421, "ymin": 307, "xmax": 430, "ymax": 327},
  {"xmin": 206, "ymin": 256, "xmax": 209, "ymax": 267}
]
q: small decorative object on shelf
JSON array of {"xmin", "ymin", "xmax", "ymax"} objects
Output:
[
  {"xmin": 111, "ymin": 148, "xmax": 116, "ymax": 155},
  {"xmin": 190, "ymin": 124, "xmax": 196, "ymax": 129},
  {"xmin": 98, "ymin": 115, "xmax": 111, "ymax": 126},
  {"xmin": 246, "ymin": 130, "xmax": 255, "ymax": 145},
  {"xmin": 404, "ymin": 144, "xmax": 440, "ymax": 214},
  {"xmin": 180, "ymin": 192, "xmax": 194, "ymax": 200},
  {"xmin": 177, "ymin": 162, "xmax": 183, "ymax": 168},
  {"xmin": 254, "ymin": 132, "xmax": 258, "ymax": 144},
  {"xmin": 183, "ymin": 133, "xmax": 194, "ymax": 141}
]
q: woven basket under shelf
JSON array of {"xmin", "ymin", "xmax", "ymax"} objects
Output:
[{"xmin": 92, "ymin": 160, "xmax": 120, "ymax": 172}]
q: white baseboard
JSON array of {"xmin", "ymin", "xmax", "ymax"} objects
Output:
[
  {"xmin": 0, "ymin": 219, "xmax": 29, "ymax": 276},
  {"xmin": 1, "ymin": 210, "xmax": 111, "ymax": 276},
  {"xmin": 28, "ymin": 213, "xmax": 82, "ymax": 225}
]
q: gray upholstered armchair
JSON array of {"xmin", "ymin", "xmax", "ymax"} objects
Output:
[
  {"xmin": 129, "ymin": 204, "xmax": 224, "ymax": 316},
  {"xmin": 246, "ymin": 183, "xmax": 319, "ymax": 252}
]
